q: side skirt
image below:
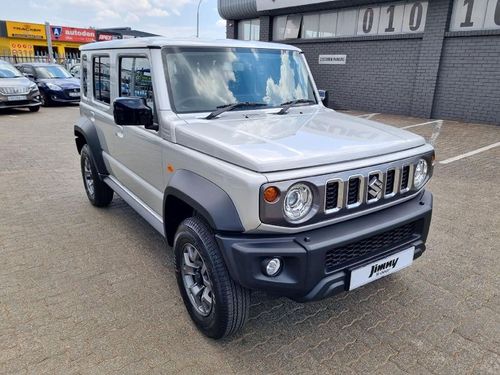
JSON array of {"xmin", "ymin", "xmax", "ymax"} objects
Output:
[{"xmin": 104, "ymin": 176, "xmax": 165, "ymax": 237}]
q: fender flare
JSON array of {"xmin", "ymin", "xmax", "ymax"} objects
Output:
[
  {"xmin": 164, "ymin": 170, "xmax": 245, "ymax": 234},
  {"xmin": 74, "ymin": 118, "xmax": 108, "ymax": 176}
]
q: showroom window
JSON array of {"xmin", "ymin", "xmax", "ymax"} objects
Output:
[
  {"xmin": 272, "ymin": 1, "xmax": 429, "ymax": 40},
  {"xmin": 238, "ymin": 19, "xmax": 260, "ymax": 40}
]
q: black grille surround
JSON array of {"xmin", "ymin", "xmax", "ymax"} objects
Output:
[{"xmin": 325, "ymin": 221, "xmax": 419, "ymax": 272}]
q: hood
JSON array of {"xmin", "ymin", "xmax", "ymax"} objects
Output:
[
  {"xmin": 38, "ymin": 77, "xmax": 80, "ymax": 88},
  {"xmin": 174, "ymin": 107, "xmax": 426, "ymax": 173},
  {"xmin": 0, "ymin": 76, "xmax": 32, "ymax": 88}
]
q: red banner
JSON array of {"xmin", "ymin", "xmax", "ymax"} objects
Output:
[{"xmin": 51, "ymin": 26, "xmax": 96, "ymax": 43}]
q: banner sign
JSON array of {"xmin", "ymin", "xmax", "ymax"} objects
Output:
[
  {"xmin": 97, "ymin": 33, "xmax": 122, "ymax": 41},
  {"xmin": 256, "ymin": 0, "xmax": 337, "ymax": 11},
  {"xmin": 6, "ymin": 21, "xmax": 46, "ymax": 40},
  {"xmin": 50, "ymin": 26, "xmax": 96, "ymax": 43}
]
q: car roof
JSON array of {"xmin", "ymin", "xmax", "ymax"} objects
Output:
[{"xmin": 80, "ymin": 36, "xmax": 302, "ymax": 52}]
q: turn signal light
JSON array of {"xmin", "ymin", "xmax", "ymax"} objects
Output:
[{"xmin": 263, "ymin": 186, "xmax": 280, "ymax": 203}]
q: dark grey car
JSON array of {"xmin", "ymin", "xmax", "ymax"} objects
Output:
[{"xmin": 0, "ymin": 60, "xmax": 41, "ymax": 112}]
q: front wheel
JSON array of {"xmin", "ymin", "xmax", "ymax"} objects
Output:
[
  {"xmin": 28, "ymin": 105, "xmax": 40, "ymax": 112},
  {"xmin": 174, "ymin": 217, "xmax": 250, "ymax": 339}
]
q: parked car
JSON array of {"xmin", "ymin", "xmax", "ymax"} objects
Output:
[
  {"xmin": 75, "ymin": 38, "xmax": 434, "ymax": 339},
  {"xmin": 0, "ymin": 60, "xmax": 40, "ymax": 112},
  {"xmin": 16, "ymin": 63, "xmax": 80, "ymax": 106}
]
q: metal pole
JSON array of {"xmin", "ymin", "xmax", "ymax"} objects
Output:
[
  {"xmin": 196, "ymin": 0, "xmax": 203, "ymax": 38},
  {"xmin": 44, "ymin": 22, "xmax": 54, "ymax": 63}
]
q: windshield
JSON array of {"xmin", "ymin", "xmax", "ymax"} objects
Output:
[
  {"xmin": 35, "ymin": 65, "xmax": 72, "ymax": 79},
  {"xmin": 0, "ymin": 62, "xmax": 23, "ymax": 78},
  {"xmin": 163, "ymin": 47, "xmax": 316, "ymax": 113}
]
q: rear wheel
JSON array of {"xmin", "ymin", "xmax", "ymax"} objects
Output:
[
  {"xmin": 80, "ymin": 144, "xmax": 113, "ymax": 207},
  {"xmin": 174, "ymin": 217, "xmax": 250, "ymax": 339}
]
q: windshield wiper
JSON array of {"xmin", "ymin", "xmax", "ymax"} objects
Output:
[
  {"xmin": 276, "ymin": 99, "xmax": 316, "ymax": 115},
  {"xmin": 206, "ymin": 102, "xmax": 267, "ymax": 120}
]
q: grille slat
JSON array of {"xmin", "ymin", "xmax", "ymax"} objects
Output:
[
  {"xmin": 385, "ymin": 170, "xmax": 395, "ymax": 195},
  {"xmin": 347, "ymin": 178, "xmax": 360, "ymax": 206},
  {"xmin": 401, "ymin": 166, "xmax": 410, "ymax": 190},
  {"xmin": 325, "ymin": 181, "xmax": 339, "ymax": 210},
  {"xmin": 325, "ymin": 221, "xmax": 418, "ymax": 272}
]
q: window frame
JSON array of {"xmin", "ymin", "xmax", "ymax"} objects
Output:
[
  {"xmin": 118, "ymin": 54, "xmax": 158, "ymax": 125},
  {"xmin": 92, "ymin": 54, "xmax": 111, "ymax": 106},
  {"xmin": 81, "ymin": 55, "xmax": 88, "ymax": 98}
]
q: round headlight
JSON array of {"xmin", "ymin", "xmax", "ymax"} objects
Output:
[
  {"xmin": 283, "ymin": 183, "xmax": 313, "ymax": 222},
  {"xmin": 413, "ymin": 159, "xmax": 428, "ymax": 189}
]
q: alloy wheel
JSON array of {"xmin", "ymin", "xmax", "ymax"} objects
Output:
[
  {"xmin": 83, "ymin": 156, "xmax": 95, "ymax": 197},
  {"xmin": 181, "ymin": 243, "xmax": 214, "ymax": 317}
]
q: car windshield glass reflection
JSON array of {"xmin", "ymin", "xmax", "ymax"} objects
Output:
[
  {"xmin": 164, "ymin": 47, "xmax": 316, "ymax": 114},
  {"xmin": 35, "ymin": 66, "xmax": 72, "ymax": 79},
  {"xmin": 0, "ymin": 63, "xmax": 23, "ymax": 78}
]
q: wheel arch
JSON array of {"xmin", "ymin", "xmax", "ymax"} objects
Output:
[
  {"xmin": 74, "ymin": 118, "xmax": 108, "ymax": 176},
  {"xmin": 163, "ymin": 170, "xmax": 245, "ymax": 246}
]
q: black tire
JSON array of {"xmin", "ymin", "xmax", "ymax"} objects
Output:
[
  {"xmin": 40, "ymin": 93, "xmax": 50, "ymax": 107},
  {"xmin": 28, "ymin": 105, "xmax": 40, "ymax": 112},
  {"xmin": 174, "ymin": 217, "xmax": 250, "ymax": 339},
  {"xmin": 80, "ymin": 144, "xmax": 113, "ymax": 207}
]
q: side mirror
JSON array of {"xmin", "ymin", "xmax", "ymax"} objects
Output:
[
  {"xmin": 113, "ymin": 97, "xmax": 157, "ymax": 130},
  {"xmin": 318, "ymin": 90, "xmax": 329, "ymax": 106},
  {"xmin": 24, "ymin": 73, "xmax": 35, "ymax": 80}
]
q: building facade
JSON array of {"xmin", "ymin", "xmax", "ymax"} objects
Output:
[
  {"xmin": 218, "ymin": 0, "xmax": 500, "ymax": 125},
  {"xmin": 0, "ymin": 21, "xmax": 157, "ymax": 59}
]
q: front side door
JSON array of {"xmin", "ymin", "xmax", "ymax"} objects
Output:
[{"xmin": 111, "ymin": 52, "xmax": 164, "ymax": 215}]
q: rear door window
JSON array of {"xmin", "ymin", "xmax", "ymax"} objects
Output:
[{"xmin": 93, "ymin": 56, "xmax": 110, "ymax": 104}]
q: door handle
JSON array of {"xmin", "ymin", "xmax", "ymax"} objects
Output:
[
  {"xmin": 89, "ymin": 111, "xmax": 95, "ymax": 122},
  {"xmin": 115, "ymin": 125, "xmax": 124, "ymax": 138}
]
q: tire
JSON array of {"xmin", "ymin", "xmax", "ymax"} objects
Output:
[
  {"xmin": 29, "ymin": 105, "xmax": 40, "ymax": 112},
  {"xmin": 40, "ymin": 93, "xmax": 50, "ymax": 107},
  {"xmin": 174, "ymin": 217, "xmax": 250, "ymax": 339},
  {"xmin": 80, "ymin": 144, "xmax": 113, "ymax": 207}
]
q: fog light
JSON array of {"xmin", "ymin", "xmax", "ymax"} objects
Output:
[{"xmin": 263, "ymin": 258, "xmax": 282, "ymax": 277}]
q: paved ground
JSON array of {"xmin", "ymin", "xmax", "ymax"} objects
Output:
[{"xmin": 0, "ymin": 106, "xmax": 499, "ymax": 374}]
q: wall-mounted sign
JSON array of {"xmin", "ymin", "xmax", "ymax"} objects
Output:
[
  {"xmin": 257, "ymin": 0, "xmax": 337, "ymax": 11},
  {"xmin": 10, "ymin": 41, "xmax": 34, "ymax": 55},
  {"xmin": 97, "ymin": 33, "xmax": 122, "ymax": 41},
  {"xmin": 450, "ymin": 0, "xmax": 500, "ymax": 31},
  {"xmin": 6, "ymin": 21, "xmax": 46, "ymax": 40},
  {"xmin": 50, "ymin": 26, "xmax": 96, "ymax": 43},
  {"xmin": 319, "ymin": 54, "xmax": 347, "ymax": 65}
]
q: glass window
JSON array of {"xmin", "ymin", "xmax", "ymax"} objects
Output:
[
  {"xmin": 273, "ymin": 16, "xmax": 287, "ymax": 40},
  {"xmin": 82, "ymin": 55, "xmax": 88, "ymax": 96},
  {"xmin": 119, "ymin": 56, "xmax": 155, "ymax": 114},
  {"xmin": 34, "ymin": 65, "xmax": 72, "ymax": 79},
  {"xmin": 0, "ymin": 61, "xmax": 23, "ymax": 78},
  {"xmin": 319, "ymin": 12, "xmax": 337, "ymax": 38},
  {"xmin": 238, "ymin": 19, "xmax": 260, "ymax": 40},
  {"xmin": 284, "ymin": 15, "xmax": 302, "ymax": 39},
  {"xmin": 301, "ymin": 13, "xmax": 320, "ymax": 38},
  {"xmin": 164, "ymin": 47, "xmax": 316, "ymax": 114},
  {"xmin": 93, "ymin": 56, "xmax": 110, "ymax": 104},
  {"xmin": 336, "ymin": 9, "xmax": 358, "ymax": 37}
]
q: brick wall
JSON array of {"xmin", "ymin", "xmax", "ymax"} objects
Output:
[
  {"xmin": 297, "ymin": 37, "xmax": 422, "ymax": 114},
  {"xmin": 433, "ymin": 34, "xmax": 500, "ymax": 125}
]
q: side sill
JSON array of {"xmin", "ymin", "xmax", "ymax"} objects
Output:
[{"xmin": 104, "ymin": 176, "xmax": 165, "ymax": 237}]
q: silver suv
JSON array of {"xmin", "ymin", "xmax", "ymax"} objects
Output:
[
  {"xmin": 0, "ymin": 60, "xmax": 41, "ymax": 112},
  {"xmin": 75, "ymin": 38, "xmax": 434, "ymax": 339}
]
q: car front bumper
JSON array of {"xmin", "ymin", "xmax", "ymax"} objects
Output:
[
  {"xmin": 42, "ymin": 88, "xmax": 80, "ymax": 103},
  {"xmin": 216, "ymin": 190, "xmax": 433, "ymax": 302},
  {"xmin": 0, "ymin": 92, "xmax": 41, "ymax": 109}
]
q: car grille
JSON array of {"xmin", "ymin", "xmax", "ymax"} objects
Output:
[
  {"xmin": 325, "ymin": 221, "xmax": 418, "ymax": 272},
  {"xmin": 0, "ymin": 86, "xmax": 30, "ymax": 95},
  {"xmin": 324, "ymin": 163, "xmax": 415, "ymax": 212}
]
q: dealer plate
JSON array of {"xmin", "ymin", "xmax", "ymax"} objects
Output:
[
  {"xmin": 7, "ymin": 95, "xmax": 27, "ymax": 101},
  {"xmin": 349, "ymin": 247, "xmax": 415, "ymax": 291},
  {"xmin": 68, "ymin": 92, "xmax": 80, "ymax": 97}
]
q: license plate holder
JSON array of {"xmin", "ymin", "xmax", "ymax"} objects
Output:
[
  {"xmin": 7, "ymin": 95, "xmax": 27, "ymax": 101},
  {"xmin": 349, "ymin": 247, "xmax": 415, "ymax": 291},
  {"xmin": 69, "ymin": 92, "xmax": 80, "ymax": 97}
]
